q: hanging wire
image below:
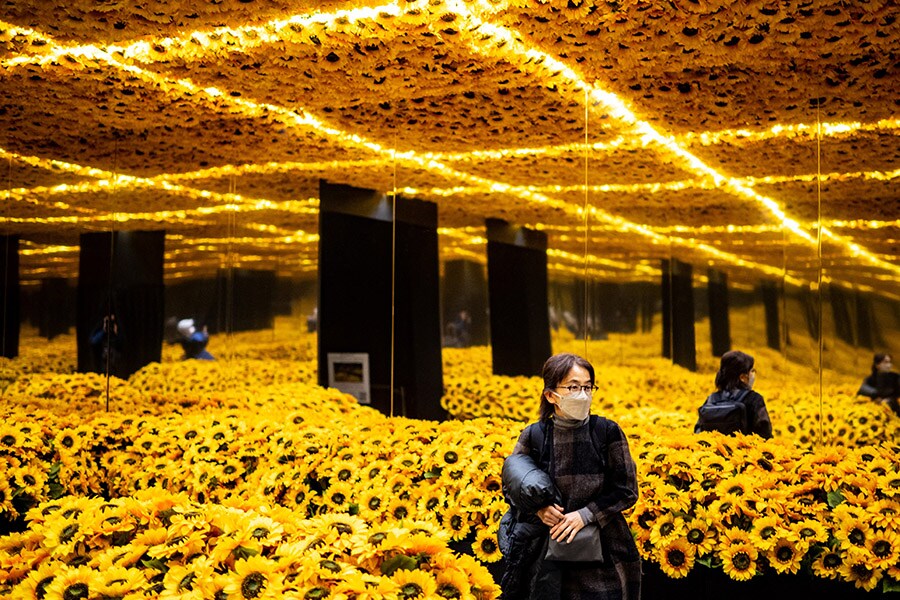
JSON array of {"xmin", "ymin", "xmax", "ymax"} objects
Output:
[
  {"xmin": 105, "ymin": 139, "xmax": 122, "ymax": 412},
  {"xmin": 583, "ymin": 88, "xmax": 590, "ymax": 359},
  {"xmin": 1, "ymin": 154, "xmax": 11, "ymax": 365},
  {"xmin": 390, "ymin": 150, "xmax": 397, "ymax": 418},
  {"xmin": 815, "ymin": 102, "xmax": 824, "ymax": 448}
]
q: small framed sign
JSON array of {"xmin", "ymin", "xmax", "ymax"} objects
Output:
[{"xmin": 327, "ymin": 352, "xmax": 371, "ymax": 404}]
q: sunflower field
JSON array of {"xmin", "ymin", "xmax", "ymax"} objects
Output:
[{"xmin": 0, "ymin": 331, "xmax": 898, "ymax": 598}]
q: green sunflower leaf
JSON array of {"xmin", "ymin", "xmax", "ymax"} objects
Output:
[
  {"xmin": 380, "ymin": 555, "xmax": 418, "ymax": 576},
  {"xmin": 826, "ymin": 489, "xmax": 844, "ymax": 508}
]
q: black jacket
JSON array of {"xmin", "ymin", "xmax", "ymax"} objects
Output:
[{"xmin": 499, "ymin": 450, "xmax": 562, "ymax": 598}]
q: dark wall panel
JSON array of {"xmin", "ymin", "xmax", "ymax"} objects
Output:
[
  {"xmin": 77, "ymin": 231, "xmax": 165, "ymax": 379},
  {"xmin": 318, "ymin": 181, "xmax": 444, "ymax": 420},
  {"xmin": 486, "ymin": 219, "xmax": 551, "ymax": 377}
]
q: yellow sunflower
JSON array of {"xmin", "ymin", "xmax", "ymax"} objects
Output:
[
  {"xmin": 649, "ymin": 513, "xmax": 684, "ymax": 546},
  {"xmin": 9, "ymin": 559, "xmax": 60, "ymax": 600},
  {"xmin": 791, "ymin": 519, "xmax": 829, "ymax": 545},
  {"xmin": 767, "ymin": 537, "xmax": 807, "ymax": 575},
  {"xmin": 877, "ymin": 472, "xmax": 900, "ymax": 499},
  {"xmin": 866, "ymin": 529, "xmax": 900, "ymax": 570},
  {"xmin": 222, "ymin": 555, "xmax": 285, "ymax": 600},
  {"xmin": 658, "ymin": 537, "xmax": 695, "ymax": 579},
  {"xmin": 834, "ymin": 515, "xmax": 871, "ymax": 550},
  {"xmin": 415, "ymin": 489, "xmax": 446, "ymax": 516},
  {"xmin": 391, "ymin": 568, "xmax": 438, "ymax": 599},
  {"xmin": 434, "ymin": 566, "xmax": 472, "ymax": 599},
  {"xmin": 160, "ymin": 559, "xmax": 215, "ymax": 599},
  {"xmin": 321, "ymin": 481, "xmax": 355, "ymax": 513},
  {"xmin": 811, "ymin": 547, "xmax": 844, "ymax": 580},
  {"xmin": 42, "ymin": 565, "xmax": 97, "ymax": 600},
  {"xmin": 441, "ymin": 506, "xmax": 471, "ymax": 541},
  {"xmin": 748, "ymin": 515, "xmax": 785, "ymax": 551},
  {"xmin": 839, "ymin": 557, "xmax": 883, "ymax": 592},
  {"xmin": 683, "ymin": 518, "xmax": 717, "ymax": 555},
  {"xmin": 870, "ymin": 499, "xmax": 900, "ymax": 529},
  {"xmin": 472, "ymin": 528, "xmax": 502, "ymax": 563},
  {"xmin": 386, "ymin": 496, "xmax": 416, "ymax": 523},
  {"xmin": 94, "ymin": 565, "xmax": 148, "ymax": 598},
  {"xmin": 719, "ymin": 542, "xmax": 758, "ymax": 582}
]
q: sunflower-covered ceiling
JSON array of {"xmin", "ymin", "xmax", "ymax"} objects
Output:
[{"xmin": 1, "ymin": 0, "xmax": 898, "ymax": 294}]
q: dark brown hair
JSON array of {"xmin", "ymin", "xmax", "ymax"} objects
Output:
[
  {"xmin": 872, "ymin": 353, "xmax": 892, "ymax": 377},
  {"xmin": 715, "ymin": 350, "xmax": 755, "ymax": 392},
  {"xmin": 539, "ymin": 353, "xmax": 595, "ymax": 422}
]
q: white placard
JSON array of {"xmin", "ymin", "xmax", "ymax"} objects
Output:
[{"xmin": 327, "ymin": 352, "xmax": 371, "ymax": 404}]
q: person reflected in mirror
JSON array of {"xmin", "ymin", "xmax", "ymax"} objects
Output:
[
  {"xmin": 89, "ymin": 313, "xmax": 123, "ymax": 375},
  {"xmin": 498, "ymin": 353, "xmax": 641, "ymax": 600},
  {"xmin": 694, "ymin": 350, "xmax": 773, "ymax": 438},
  {"xmin": 857, "ymin": 353, "xmax": 900, "ymax": 416},
  {"xmin": 176, "ymin": 318, "xmax": 215, "ymax": 361},
  {"xmin": 450, "ymin": 309, "xmax": 472, "ymax": 347}
]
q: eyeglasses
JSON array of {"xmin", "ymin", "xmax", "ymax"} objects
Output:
[{"xmin": 555, "ymin": 385, "xmax": 599, "ymax": 394}]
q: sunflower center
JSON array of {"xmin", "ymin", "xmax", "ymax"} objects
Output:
[
  {"xmin": 443, "ymin": 451, "xmax": 458, "ymax": 464},
  {"xmin": 369, "ymin": 532, "xmax": 387, "ymax": 545},
  {"xmin": 295, "ymin": 491, "xmax": 306, "ymax": 505},
  {"xmin": 332, "ymin": 493, "xmax": 346, "ymax": 504},
  {"xmin": 450, "ymin": 515, "xmax": 463, "ymax": 530},
  {"xmin": 776, "ymin": 546, "xmax": 794, "ymax": 561},
  {"xmin": 481, "ymin": 538, "xmax": 498, "ymax": 554},
  {"xmin": 438, "ymin": 584, "xmax": 461, "ymax": 598},
  {"xmin": 733, "ymin": 552, "xmax": 751, "ymax": 570},
  {"xmin": 36, "ymin": 576, "xmax": 54, "ymax": 599},
  {"xmin": 179, "ymin": 573, "xmax": 196, "ymax": 591},
  {"xmin": 334, "ymin": 523, "xmax": 352, "ymax": 535},
  {"xmin": 368, "ymin": 497, "xmax": 382, "ymax": 510},
  {"xmin": 426, "ymin": 498, "xmax": 440, "ymax": 510},
  {"xmin": 400, "ymin": 583, "xmax": 424, "ymax": 598},
  {"xmin": 851, "ymin": 564, "xmax": 874, "ymax": 580},
  {"xmin": 687, "ymin": 529, "xmax": 705, "ymax": 544},
  {"xmin": 393, "ymin": 506, "xmax": 408, "ymax": 519},
  {"xmin": 660, "ymin": 522, "xmax": 674, "ymax": 536},
  {"xmin": 727, "ymin": 485, "xmax": 744, "ymax": 496},
  {"xmin": 823, "ymin": 553, "xmax": 842, "ymax": 568},
  {"xmin": 799, "ymin": 528, "xmax": 816, "ymax": 539},
  {"xmin": 241, "ymin": 572, "xmax": 266, "ymax": 599},
  {"xmin": 304, "ymin": 588, "xmax": 329, "ymax": 599},
  {"xmin": 848, "ymin": 528, "xmax": 866, "ymax": 545},
  {"xmin": 320, "ymin": 559, "xmax": 341, "ymax": 573},
  {"xmin": 60, "ymin": 523, "xmax": 79, "ymax": 544},
  {"xmin": 63, "ymin": 583, "xmax": 89, "ymax": 600},
  {"xmin": 1, "ymin": 435, "xmax": 14, "ymax": 445},
  {"xmin": 873, "ymin": 540, "xmax": 891, "ymax": 557},
  {"xmin": 668, "ymin": 549, "xmax": 686, "ymax": 567},
  {"xmin": 760, "ymin": 526, "xmax": 776, "ymax": 540}
]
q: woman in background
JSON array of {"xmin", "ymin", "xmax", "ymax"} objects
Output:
[
  {"xmin": 695, "ymin": 350, "xmax": 772, "ymax": 438},
  {"xmin": 858, "ymin": 353, "xmax": 900, "ymax": 416}
]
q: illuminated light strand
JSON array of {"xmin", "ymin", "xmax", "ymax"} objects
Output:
[
  {"xmin": 456, "ymin": 4, "xmax": 899, "ymax": 276},
  {"xmin": 549, "ymin": 248, "xmax": 659, "ymax": 276},
  {"xmin": 3, "ymin": 22, "xmax": 893, "ymax": 283},
  {"xmin": 0, "ymin": 2, "xmax": 414, "ymax": 69},
  {"xmin": 684, "ymin": 118, "xmax": 900, "ymax": 147}
]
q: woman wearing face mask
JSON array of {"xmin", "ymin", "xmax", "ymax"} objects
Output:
[
  {"xmin": 857, "ymin": 353, "xmax": 900, "ymax": 416},
  {"xmin": 695, "ymin": 350, "xmax": 772, "ymax": 438},
  {"xmin": 498, "ymin": 353, "xmax": 641, "ymax": 600}
]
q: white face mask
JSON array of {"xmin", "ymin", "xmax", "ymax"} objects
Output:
[{"xmin": 551, "ymin": 389, "xmax": 591, "ymax": 420}]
